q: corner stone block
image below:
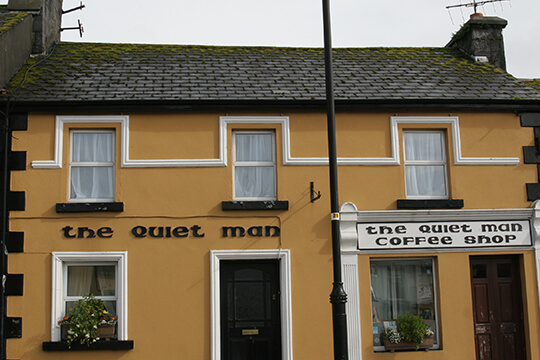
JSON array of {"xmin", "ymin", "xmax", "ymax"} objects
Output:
[
  {"xmin": 526, "ymin": 183, "xmax": 540, "ymax": 201},
  {"xmin": 521, "ymin": 113, "xmax": 540, "ymax": 127}
]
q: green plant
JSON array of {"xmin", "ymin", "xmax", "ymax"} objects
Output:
[
  {"xmin": 396, "ymin": 312, "xmax": 431, "ymax": 349},
  {"xmin": 384, "ymin": 312, "xmax": 434, "ymax": 350},
  {"xmin": 58, "ymin": 295, "xmax": 116, "ymax": 347}
]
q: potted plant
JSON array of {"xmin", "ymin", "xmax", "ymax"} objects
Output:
[
  {"xmin": 383, "ymin": 312, "xmax": 434, "ymax": 352},
  {"xmin": 97, "ymin": 308, "xmax": 117, "ymax": 340},
  {"xmin": 57, "ymin": 295, "xmax": 117, "ymax": 347}
]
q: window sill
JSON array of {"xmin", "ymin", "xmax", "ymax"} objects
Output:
[
  {"xmin": 397, "ymin": 199, "xmax": 464, "ymax": 209},
  {"xmin": 42, "ymin": 340, "xmax": 134, "ymax": 351},
  {"xmin": 56, "ymin": 202, "xmax": 124, "ymax": 213},
  {"xmin": 374, "ymin": 348, "xmax": 440, "ymax": 353},
  {"xmin": 222, "ymin": 201, "xmax": 289, "ymax": 211}
]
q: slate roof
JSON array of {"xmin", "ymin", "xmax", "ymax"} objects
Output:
[
  {"xmin": 4, "ymin": 41, "xmax": 540, "ymax": 103},
  {"xmin": 525, "ymin": 79, "xmax": 540, "ymax": 92}
]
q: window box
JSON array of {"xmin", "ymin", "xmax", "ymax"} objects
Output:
[
  {"xmin": 222, "ymin": 200, "xmax": 289, "ymax": 211},
  {"xmin": 383, "ymin": 337, "xmax": 434, "ymax": 352},
  {"xmin": 56, "ymin": 202, "xmax": 124, "ymax": 213},
  {"xmin": 42, "ymin": 340, "xmax": 134, "ymax": 351},
  {"xmin": 397, "ymin": 199, "xmax": 463, "ymax": 209}
]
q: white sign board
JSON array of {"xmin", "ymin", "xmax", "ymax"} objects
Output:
[{"xmin": 358, "ymin": 220, "xmax": 532, "ymax": 250}]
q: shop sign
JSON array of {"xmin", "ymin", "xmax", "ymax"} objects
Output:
[
  {"xmin": 61, "ymin": 225, "xmax": 280, "ymax": 239},
  {"xmin": 358, "ymin": 220, "xmax": 532, "ymax": 250}
]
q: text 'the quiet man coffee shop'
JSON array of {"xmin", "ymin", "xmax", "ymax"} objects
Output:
[{"xmin": 340, "ymin": 199, "xmax": 540, "ymax": 359}]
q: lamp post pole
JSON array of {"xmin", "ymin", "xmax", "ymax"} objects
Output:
[{"xmin": 321, "ymin": 0, "xmax": 349, "ymax": 359}]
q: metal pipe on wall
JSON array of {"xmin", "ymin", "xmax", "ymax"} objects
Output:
[{"xmin": 0, "ymin": 97, "xmax": 10, "ymax": 360}]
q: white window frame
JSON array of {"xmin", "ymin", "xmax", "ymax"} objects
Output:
[
  {"xmin": 51, "ymin": 252, "xmax": 128, "ymax": 341},
  {"xmin": 370, "ymin": 257, "xmax": 440, "ymax": 352},
  {"xmin": 210, "ymin": 249, "xmax": 293, "ymax": 360},
  {"xmin": 403, "ymin": 130, "xmax": 448, "ymax": 199},
  {"xmin": 232, "ymin": 130, "xmax": 277, "ymax": 201},
  {"xmin": 69, "ymin": 129, "xmax": 115, "ymax": 203}
]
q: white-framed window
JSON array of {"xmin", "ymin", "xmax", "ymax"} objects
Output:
[
  {"xmin": 370, "ymin": 258, "xmax": 439, "ymax": 351},
  {"xmin": 51, "ymin": 252, "xmax": 128, "ymax": 341},
  {"xmin": 403, "ymin": 130, "xmax": 448, "ymax": 199},
  {"xmin": 69, "ymin": 130, "xmax": 115, "ymax": 202},
  {"xmin": 233, "ymin": 131, "xmax": 276, "ymax": 200}
]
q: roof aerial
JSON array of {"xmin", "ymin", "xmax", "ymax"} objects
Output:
[
  {"xmin": 60, "ymin": 1, "xmax": 85, "ymax": 38},
  {"xmin": 446, "ymin": 0, "xmax": 511, "ymax": 23}
]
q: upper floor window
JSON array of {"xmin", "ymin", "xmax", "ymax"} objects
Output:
[
  {"xmin": 233, "ymin": 131, "xmax": 276, "ymax": 201},
  {"xmin": 403, "ymin": 131, "xmax": 448, "ymax": 199},
  {"xmin": 69, "ymin": 130, "xmax": 115, "ymax": 202}
]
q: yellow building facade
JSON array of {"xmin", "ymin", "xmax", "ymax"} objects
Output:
[{"xmin": 4, "ymin": 109, "xmax": 540, "ymax": 359}]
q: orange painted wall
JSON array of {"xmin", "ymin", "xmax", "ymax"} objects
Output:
[{"xmin": 5, "ymin": 110, "xmax": 539, "ymax": 359}]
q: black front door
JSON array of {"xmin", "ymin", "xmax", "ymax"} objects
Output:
[{"xmin": 220, "ymin": 260, "xmax": 282, "ymax": 360}]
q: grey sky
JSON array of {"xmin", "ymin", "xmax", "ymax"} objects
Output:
[{"xmin": 4, "ymin": 0, "xmax": 539, "ymax": 78}]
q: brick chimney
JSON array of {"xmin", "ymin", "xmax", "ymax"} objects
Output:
[
  {"xmin": 446, "ymin": 15, "xmax": 508, "ymax": 71},
  {"xmin": 7, "ymin": 0, "xmax": 63, "ymax": 54}
]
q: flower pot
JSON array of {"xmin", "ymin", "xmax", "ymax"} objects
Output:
[
  {"xmin": 60, "ymin": 325, "xmax": 68, "ymax": 341},
  {"xmin": 97, "ymin": 325, "xmax": 116, "ymax": 340},
  {"xmin": 383, "ymin": 337, "xmax": 434, "ymax": 352}
]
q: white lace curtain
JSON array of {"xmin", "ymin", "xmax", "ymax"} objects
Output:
[
  {"xmin": 370, "ymin": 261, "xmax": 427, "ymax": 321},
  {"xmin": 403, "ymin": 132, "xmax": 446, "ymax": 197},
  {"xmin": 67, "ymin": 265, "xmax": 116, "ymax": 313},
  {"xmin": 67, "ymin": 266, "xmax": 115, "ymax": 297},
  {"xmin": 234, "ymin": 133, "xmax": 275, "ymax": 199},
  {"xmin": 70, "ymin": 132, "xmax": 114, "ymax": 200}
]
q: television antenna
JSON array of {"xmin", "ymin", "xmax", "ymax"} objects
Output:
[
  {"xmin": 446, "ymin": 0, "xmax": 510, "ymax": 24},
  {"xmin": 60, "ymin": 1, "xmax": 85, "ymax": 38}
]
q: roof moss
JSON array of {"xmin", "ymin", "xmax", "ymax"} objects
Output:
[
  {"xmin": 527, "ymin": 79, "xmax": 540, "ymax": 91},
  {"xmin": 5, "ymin": 41, "xmax": 540, "ymax": 102},
  {"xmin": 0, "ymin": 11, "xmax": 29, "ymax": 35}
]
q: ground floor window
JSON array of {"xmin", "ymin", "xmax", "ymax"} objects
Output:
[
  {"xmin": 370, "ymin": 258, "xmax": 438, "ymax": 350},
  {"xmin": 51, "ymin": 252, "xmax": 127, "ymax": 341}
]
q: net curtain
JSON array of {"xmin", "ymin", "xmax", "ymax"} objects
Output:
[
  {"xmin": 70, "ymin": 132, "xmax": 114, "ymax": 200},
  {"xmin": 234, "ymin": 133, "xmax": 276, "ymax": 199},
  {"xmin": 403, "ymin": 132, "xmax": 446, "ymax": 197}
]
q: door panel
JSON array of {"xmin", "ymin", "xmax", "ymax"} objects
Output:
[
  {"xmin": 473, "ymin": 283, "xmax": 490, "ymax": 323},
  {"xmin": 478, "ymin": 334, "xmax": 492, "ymax": 360},
  {"xmin": 470, "ymin": 256, "xmax": 525, "ymax": 360},
  {"xmin": 221, "ymin": 260, "xmax": 281, "ymax": 360}
]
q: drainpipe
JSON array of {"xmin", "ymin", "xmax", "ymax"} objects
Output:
[
  {"xmin": 0, "ymin": 97, "xmax": 9, "ymax": 360},
  {"xmin": 321, "ymin": 0, "xmax": 349, "ymax": 359}
]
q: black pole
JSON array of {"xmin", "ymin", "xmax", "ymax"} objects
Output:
[{"xmin": 321, "ymin": 1, "xmax": 349, "ymax": 359}]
